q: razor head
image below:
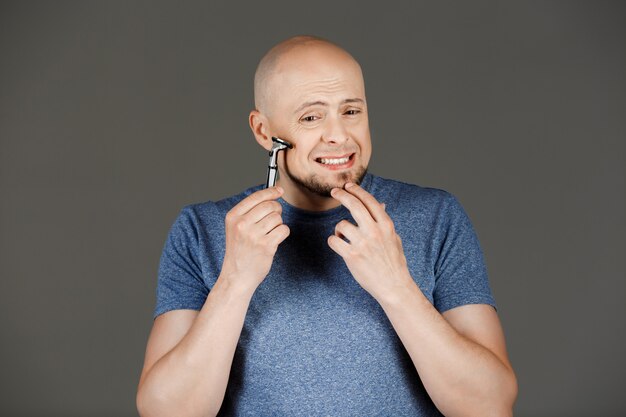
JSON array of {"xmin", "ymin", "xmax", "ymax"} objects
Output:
[
  {"xmin": 266, "ymin": 137, "xmax": 292, "ymax": 188},
  {"xmin": 272, "ymin": 136, "xmax": 293, "ymax": 149}
]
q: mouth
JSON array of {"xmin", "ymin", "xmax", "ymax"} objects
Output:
[{"xmin": 314, "ymin": 153, "xmax": 356, "ymax": 170}]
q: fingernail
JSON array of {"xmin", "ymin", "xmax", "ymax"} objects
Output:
[
  {"xmin": 276, "ymin": 186, "xmax": 283, "ymax": 193},
  {"xmin": 345, "ymin": 182, "xmax": 355, "ymax": 189}
]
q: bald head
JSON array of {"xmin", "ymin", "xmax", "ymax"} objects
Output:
[{"xmin": 254, "ymin": 35, "xmax": 363, "ymax": 116}]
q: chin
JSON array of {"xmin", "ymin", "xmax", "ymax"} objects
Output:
[{"xmin": 289, "ymin": 166, "xmax": 368, "ymax": 198}]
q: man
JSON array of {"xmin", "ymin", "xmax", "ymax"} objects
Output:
[{"xmin": 137, "ymin": 35, "xmax": 518, "ymax": 417}]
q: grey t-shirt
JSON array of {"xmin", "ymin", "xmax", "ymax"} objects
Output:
[{"xmin": 154, "ymin": 172, "xmax": 496, "ymax": 416}]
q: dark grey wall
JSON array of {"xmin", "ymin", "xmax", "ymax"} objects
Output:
[{"xmin": 1, "ymin": 1, "xmax": 624, "ymax": 416}]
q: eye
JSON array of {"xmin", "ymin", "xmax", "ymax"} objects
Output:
[
  {"xmin": 345, "ymin": 109, "xmax": 361, "ymax": 115},
  {"xmin": 301, "ymin": 115, "xmax": 319, "ymax": 122}
]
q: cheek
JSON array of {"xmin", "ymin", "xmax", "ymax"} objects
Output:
[
  {"xmin": 355, "ymin": 126, "xmax": 372, "ymax": 153},
  {"xmin": 281, "ymin": 147, "xmax": 310, "ymax": 172},
  {"xmin": 285, "ymin": 139, "xmax": 316, "ymax": 164}
]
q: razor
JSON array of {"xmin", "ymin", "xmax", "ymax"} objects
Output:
[{"xmin": 265, "ymin": 136, "xmax": 293, "ymax": 188}]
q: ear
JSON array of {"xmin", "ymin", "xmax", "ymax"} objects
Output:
[{"xmin": 249, "ymin": 110, "xmax": 273, "ymax": 152}]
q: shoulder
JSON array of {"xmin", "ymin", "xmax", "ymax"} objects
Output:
[
  {"xmin": 366, "ymin": 173, "xmax": 475, "ymax": 239},
  {"xmin": 368, "ymin": 173, "xmax": 459, "ymax": 214}
]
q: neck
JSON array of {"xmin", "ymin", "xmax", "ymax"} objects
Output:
[{"xmin": 275, "ymin": 178, "xmax": 341, "ymax": 212}]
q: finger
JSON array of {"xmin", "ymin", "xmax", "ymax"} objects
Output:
[
  {"xmin": 246, "ymin": 200, "xmax": 282, "ymax": 224},
  {"xmin": 256, "ymin": 210, "xmax": 284, "ymax": 235},
  {"xmin": 327, "ymin": 234, "xmax": 350, "ymax": 257},
  {"xmin": 342, "ymin": 182, "xmax": 386, "ymax": 223},
  {"xmin": 266, "ymin": 224, "xmax": 290, "ymax": 247},
  {"xmin": 331, "ymin": 187, "xmax": 375, "ymax": 228},
  {"xmin": 335, "ymin": 219, "xmax": 359, "ymax": 243},
  {"xmin": 231, "ymin": 186, "xmax": 283, "ymax": 217}
]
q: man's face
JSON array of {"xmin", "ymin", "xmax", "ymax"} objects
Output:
[{"xmin": 268, "ymin": 46, "xmax": 372, "ymax": 198}]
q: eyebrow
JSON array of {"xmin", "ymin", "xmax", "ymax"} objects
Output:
[{"xmin": 293, "ymin": 98, "xmax": 365, "ymax": 114}]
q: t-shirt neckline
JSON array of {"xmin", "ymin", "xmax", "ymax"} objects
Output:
[{"xmin": 278, "ymin": 172, "xmax": 373, "ymax": 222}]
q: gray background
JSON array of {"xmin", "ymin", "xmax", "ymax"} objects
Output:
[{"xmin": 1, "ymin": 1, "xmax": 624, "ymax": 416}]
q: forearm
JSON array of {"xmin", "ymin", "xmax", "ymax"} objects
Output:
[
  {"xmin": 377, "ymin": 281, "xmax": 517, "ymax": 417},
  {"xmin": 137, "ymin": 275, "xmax": 255, "ymax": 417}
]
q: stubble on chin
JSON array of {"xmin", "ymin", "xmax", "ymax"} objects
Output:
[{"xmin": 287, "ymin": 165, "xmax": 368, "ymax": 198}]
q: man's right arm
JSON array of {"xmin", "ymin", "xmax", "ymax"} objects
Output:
[
  {"xmin": 136, "ymin": 186, "xmax": 289, "ymax": 417},
  {"xmin": 136, "ymin": 274, "xmax": 254, "ymax": 417}
]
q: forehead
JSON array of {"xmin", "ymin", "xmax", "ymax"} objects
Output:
[{"xmin": 271, "ymin": 46, "xmax": 365, "ymax": 108}]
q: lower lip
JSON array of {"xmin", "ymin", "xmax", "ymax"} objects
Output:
[{"xmin": 315, "ymin": 154, "xmax": 355, "ymax": 171}]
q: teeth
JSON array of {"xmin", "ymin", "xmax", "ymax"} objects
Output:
[{"xmin": 319, "ymin": 156, "xmax": 350, "ymax": 165}]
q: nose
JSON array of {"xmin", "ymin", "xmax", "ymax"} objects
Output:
[{"xmin": 321, "ymin": 114, "xmax": 349, "ymax": 145}]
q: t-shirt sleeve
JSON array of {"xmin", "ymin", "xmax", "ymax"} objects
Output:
[
  {"xmin": 432, "ymin": 193, "xmax": 497, "ymax": 313},
  {"xmin": 153, "ymin": 206, "xmax": 209, "ymax": 319}
]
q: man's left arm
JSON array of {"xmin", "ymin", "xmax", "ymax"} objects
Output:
[{"xmin": 328, "ymin": 183, "xmax": 518, "ymax": 417}]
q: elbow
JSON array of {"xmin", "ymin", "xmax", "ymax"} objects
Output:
[
  {"xmin": 136, "ymin": 383, "xmax": 157, "ymax": 417},
  {"xmin": 442, "ymin": 364, "xmax": 519, "ymax": 417},
  {"xmin": 484, "ymin": 367, "xmax": 519, "ymax": 417},
  {"xmin": 503, "ymin": 367, "xmax": 519, "ymax": 415},
  {"xmin": 136, "ymin": 384, "xmax": 220, "ymax": 417},
  {"xmin": 467, "ymin": 367, "xmax": 518, "ymax": 417},
  {"xmin": 136, "ymin": 390, "xmax": 147, "ymax": 417},
  {"xmin": 136, "ymin": 384, "xmax": 171, "ymax": 417}
]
